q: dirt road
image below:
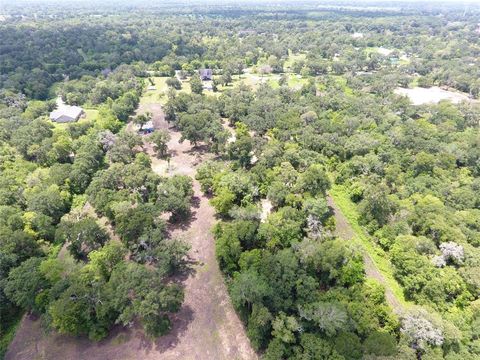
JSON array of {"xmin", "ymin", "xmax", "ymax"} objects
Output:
[{"xmin": 6, "ymin": 104, "xmax": 256, "ymax": 360}]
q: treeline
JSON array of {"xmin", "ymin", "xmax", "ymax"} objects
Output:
[{"xmin": 2, "ymin": 6, "xmax": 480, "ymax": 100}]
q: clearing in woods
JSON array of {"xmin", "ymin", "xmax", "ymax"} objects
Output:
[{"xmin": 5, "ymin": 98, "xmax": 256, "ymax": 360}]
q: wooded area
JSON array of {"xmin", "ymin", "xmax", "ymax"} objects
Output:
[{"xmin": 1, "ymin": 1, "xmax": 480, "ymax": 359}]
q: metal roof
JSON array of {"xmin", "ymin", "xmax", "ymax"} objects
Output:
[{"xmin": 50, "ymin": 105, "xmax": 83, "ymax": 121}]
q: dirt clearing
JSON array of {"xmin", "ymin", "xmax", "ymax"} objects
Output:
[{"xmin": 395, "ymin": 86, "xmax": 473, "ymax": 105}]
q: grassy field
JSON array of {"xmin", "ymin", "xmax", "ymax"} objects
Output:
[
  {"xmin": 83, "ymin": 108, "xmax": 98, "ymax": 122},
  {"xmin": 223, "ymin": 72, "xmax": 310, "ymax": 92},
  {"xmin": 329, "ymin": 183, "xmax": 409, "ymax": 308},
  {"xmin": 140, "ymin": 76, "xmax": 193, "ymax": 105},
  {"xmin": 139, "ymin": 77, "xmax": 169, "ymax": 105},
  {"xmin": 284, "ymin": 50, "xmax": 307, "ymax": 71}
]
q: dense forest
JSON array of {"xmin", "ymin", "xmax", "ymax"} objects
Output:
[{"xmin": 1, "ymin": 1, "xmax": 480, "ymax": 359}]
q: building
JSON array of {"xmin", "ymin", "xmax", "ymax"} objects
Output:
[
  {"xmin": 49, "ymin": 97, "xmax": 84, "ymax": 123},
  {"xmin": 198, "ymin": 69, "xmax": 213, "ymax": 81},
  {"xmin": 139, "ymin": 120, "xmax": 155, "ymax": 134}
]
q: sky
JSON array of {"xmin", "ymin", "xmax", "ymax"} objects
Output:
[{"xmin": 9, "ymin": 0, "xmax": 480, "ymax": 3}]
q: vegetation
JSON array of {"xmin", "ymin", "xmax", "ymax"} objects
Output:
[
  {"xmin": 0, "ymin": 63, "xmax": 190, "ymax": 353},
  {"xmin": 1, "ymin": 1, "xmax": 480, "ymax": 359}
]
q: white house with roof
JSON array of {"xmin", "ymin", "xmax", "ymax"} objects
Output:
[{"xmin": 49, "ymin": 97, "xmax": 84, "ymax": 123}]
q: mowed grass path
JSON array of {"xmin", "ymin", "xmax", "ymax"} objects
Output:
[{"xmin": 328, "ymin": 183, "xmax": 410, "ymax": 312}]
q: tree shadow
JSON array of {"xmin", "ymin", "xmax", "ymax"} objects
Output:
[
  {"xmin": 137, "ymin": 259, "xmax": 197, "ymax": 355},
  {"xmin": 191, "ymin": 195, "xmax": 201, "ymax": 209},
  {"xmin": 168, "ymin": 149, "xmax": 179, "ymax": 158},
  {"xmin": 136, "ymin": 304, "xmax": 195, "ymax": 355},
  {"xmin": 166, "ymin": 209, "xmax": 198, "ymax": 233},
  {"xmin": 165, "ymin": 195, "xmax": 201, "ymax": 233},
  {"xmin": 185, "ymin": 144, "xmax": 210, "ymax": 155}
]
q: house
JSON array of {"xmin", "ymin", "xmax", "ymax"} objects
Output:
[
  {"xmin": 198, "ymin": 69, "xmax": 213, "ymax": 81},
  {"xmin": 147, "ymin": 85, "xmax": 157, "ymax": 91},
  {"xmin": 49, "ymin": 97, "xmax": 84, "ymax": 123}
]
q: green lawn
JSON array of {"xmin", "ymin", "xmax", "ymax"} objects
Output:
[
  {"xmin": 83, "ymin": 108, "xmax": 98, "ymax": 122},
  {"xmin": 140, "ymin": 77, "xmax": 194, "ymax": 105},
  {"xmin": 230, "ymin": 72, "xmax": 311, "ymax": 91},
  {"xmin": 284, "ymin": 51, "xmax": 307, "ymax": 71},
  {"xmin": 140, "ymin": 77, "xmax": 169, "ymax": 105}
]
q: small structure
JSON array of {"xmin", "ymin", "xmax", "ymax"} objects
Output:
[
  {"xmin": 49, "ymin": 97, "xmax": 84, "ymax": 123},
  {"xmin": 101, "ymin": 68, "xmax": 112, "ymax": 77},
  {"xmin": 198, "ymin": 69, "xmax": 213, "ymax": 81},
  {"xmin": 139, "ymin": 120, "xmax": 155, "ymax": 134},
  {"xmin": 147, "ymin": 85, "xmax": 157, "ymax": 91}
]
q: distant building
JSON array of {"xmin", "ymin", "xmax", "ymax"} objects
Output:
[
  {"xmin": 238, "ymin": 30, "xmax": 256, "ymax": 37},
  {"xmin": 49, "ymin": 97, "xmax": 84, "ymax": 123},
  {"xmin": 198, "ymin": 69, "xmax": 213, "ymax": 81},
  {"xmin": 101, "ymin": 68, "xmax": 112, "ymax": 77}
]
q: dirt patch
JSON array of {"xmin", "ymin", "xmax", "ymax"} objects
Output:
[
  {"xmin": 222, "ymin": 119, "xmax": 236, "ymax": 143},
  {"xmin": 6, "ymin": 104, "xmax": 257, "ymax": 360},
  {"xmin": 260, "ymin": 199, "xmax": 272, "ymax": 223},
  {"xmin": 394, "ymin": 86, "xmax": 473, "ymax": 105}
]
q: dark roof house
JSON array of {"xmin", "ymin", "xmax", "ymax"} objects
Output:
[{"xmin": 198, "ymin": 69, "xmax": 213, "ymax": 81}]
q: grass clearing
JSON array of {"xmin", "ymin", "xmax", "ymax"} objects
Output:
[
  {"xmin": 140, "ymin": 76, "xmax": 194, "ymax": 105},
  {"xmin": 140, "ymin": 77, "xmax": 169, "ymax": 105},
  {"xmin": 232, "ymin": 72, "xmax": 309, "ymax": 91},
  {"xmin": 329, "ymin": 183, "xmax": 409, "ymax": 308},
  {"xmin": 83, "ymin": 108, "xmax": 98, "ymax": 122},
  {"xmin": 284, "ymin": 50, "xmax": 307, "ymax": 71}
]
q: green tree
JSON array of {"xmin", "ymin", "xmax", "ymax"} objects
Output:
[
  {"xmin": 133, "ymin": 112, "xmax": 152, "ymax": 130},
  {"xmin": 157, "ymin": 175, "xmax": 193, "ymax": 220},
  {"xmin": 56, "ymin": 217, "xmax": 109, "ymax": 261},
  {"xmin": 107, "ymin": 262, "xmax": 183, "ymax": 337},
  {"xmin": 190, "ymin": 75, "xmax": 203, "ymax": 95},
  {"xmin": 150, "ymin": 129, "xmax": 171, "ymax": 158},
  {"xmin": 166, "ymin": 77, "xmax": 182, "ymax": 90},
  {"xmin": 295, "ymin": 164, "xmax": 330, "ymax": 196},
  {"xmin": 5, "ymin": 257, "xmax": 49, "ymax": 314}
]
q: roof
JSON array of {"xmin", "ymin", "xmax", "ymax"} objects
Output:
[
  {"xmin": 49, "ymin": 105, "xmax": 83, "ymax": 121},
  {"xmin": 142, "ymin": 120, "xmax": 154, "ymax": 130},
  {"xmin": 199, "ymin": 69, "xmax": 213, "ymax": 80},
  {"xmin": 49, "ymin": 96, "xmax": 83, "ymax": 121}
]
